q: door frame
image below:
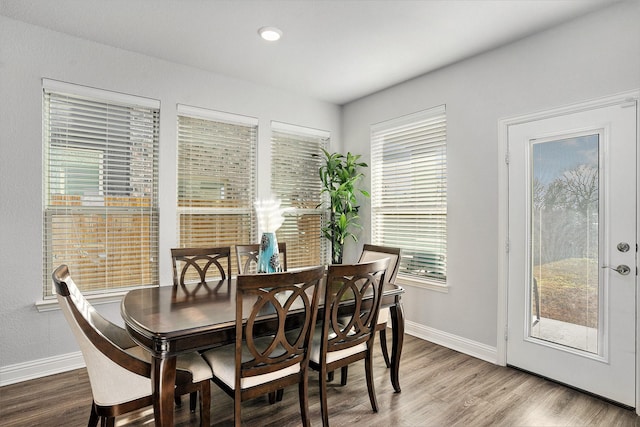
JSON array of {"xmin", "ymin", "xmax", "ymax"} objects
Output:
[{"xmin": 496, "ymin": 90, "xmax": 640, "ymax": 412}]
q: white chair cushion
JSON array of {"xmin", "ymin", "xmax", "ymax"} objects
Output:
[
  {"xmin": 57, "ymin": 296, "xmax": 151, "ymax": 406},
  {"xmin": 359, "ymin": 250, "xmax": 399, "ymax": 282},
  {"xmin": 202, "ymin": 341, "xmax": 300, "ymax": 390},
  {"xmin": 377, "ymin": 307, "xmax": 389, "ymax": 325},
  {"xmin": 85, "ymin": 341, "xmax": 152, "ymax": 406},
  {"xmin": 177, "ymin": 351, "xmax": 214, "ymax": 383},
  {"xmin": 309, "ymin": 326, "xmax": 367, "ymax": 365},
  {"xmin": 126, "ymin": 346, "xmax": 212, "ymax": 383}
]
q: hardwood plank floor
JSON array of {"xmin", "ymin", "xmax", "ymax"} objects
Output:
[{"xmin": 1, "ymin": 334, "xmax": 637, "ymax": 426}]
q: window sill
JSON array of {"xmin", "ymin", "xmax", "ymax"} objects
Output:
[
  {"xmin": 35, "ymin": 290, "xmax": 130, "ymax": 312},
  {"xmin": 396, "ymin": 276, "xmax": 448, "ymax": 293}
]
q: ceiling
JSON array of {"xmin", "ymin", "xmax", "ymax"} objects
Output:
[{"xmin": 0, "ymin": 0, "xmax": 622, "ymax": 105}]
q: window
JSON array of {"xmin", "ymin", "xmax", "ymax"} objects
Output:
[
  {"xmin": 177, "ymin": 105, "xmax": 257, "ymax": 253},
  {"xmin": 271, "ymin": 122, "xmax": 329, "ymax": 267},
  {"xmin": 43, "ymin": 79, "xmax": 160, "ymax": 297},
  {"xmin": 370, "ymin": 106, "xmax": 447, "ymax": 285}
]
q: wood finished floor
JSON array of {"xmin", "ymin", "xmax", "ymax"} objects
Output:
[{"xmin": 1, "ymin": 334, "xmax": 638, "ymax": 426}]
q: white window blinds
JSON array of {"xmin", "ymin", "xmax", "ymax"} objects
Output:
[
  {"xmin": 177, "ymin": 105, "xmax": 257, "ymax": 253},
  {"xmin": 371, "ymin": 106, "xmax": 447, "ymax": 283},
  {"xmin": 43, "ymin": 79, "xmax": 160, "ymax": 297},
  {"xmin": 271, "ymin": 122, "xmax": 329, "ymax": 268}
]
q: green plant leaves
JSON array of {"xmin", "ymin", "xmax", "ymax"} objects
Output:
[{"xmin": 318, "ymin": 149, "xmax": 369, "ymax": 263}]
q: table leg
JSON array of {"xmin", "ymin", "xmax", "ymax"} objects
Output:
[
  {"xmin": 151, "ymin": 355, "xmax": 177, "ymax": 427},
  {"xmin": 390, "ymin": 298, "xmax": 404, "ymax": 392}
]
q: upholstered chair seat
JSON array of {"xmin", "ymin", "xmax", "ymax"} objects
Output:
[{"xmin": 52, "ymin": 264, "xmax": 212, "ymax": 427}]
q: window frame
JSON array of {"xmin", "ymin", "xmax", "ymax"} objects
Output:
[
  {"xmin": 370, "ymin": 105, "xmax": 448, "ymax": 291},
  {"xmin": 270, "ymin": 121, "xmax": 330, "ymax": 268},
  {"xmin": 42, "ymin": 79, "xmax": 161, "ymax": 300},
  {"xmin": 176, "ymin": 105, "xmax": 258, "ymax": 265}
]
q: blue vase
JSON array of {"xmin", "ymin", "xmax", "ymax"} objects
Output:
[{"xmin": 258, "ymin": 232, "xmax": 282, "ymax": 273}]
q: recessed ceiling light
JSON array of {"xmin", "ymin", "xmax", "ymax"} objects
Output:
[{"xmin": 258, "ymin": 26, "xmax": 282, "ymax": 42}]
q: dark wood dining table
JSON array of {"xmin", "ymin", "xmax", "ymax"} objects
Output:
[{"xmin": 121, "ymin": 276, "xmax": 405, "ymax": 427}]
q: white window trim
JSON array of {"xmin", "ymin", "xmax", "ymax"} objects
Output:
[
  {"xmin": 271, "ymin": 121, "xmax": 330, "ymax": 139},
  {"xmin": 43, "ymin": 78, "xmax": 160, "ymax": 109},
  {"xmin": 35, "ymin": 284, "xmax": 158, "ymax": 312},
  {"xmin": 42, "ymin": 79, "xmax": 161, "ymax": 298},
  {"xmin": 176, "ymin": 105, "xmax": 258, "ymax": 249},
  {"xmin": 396, "ymin": 276, "xmax": 449, "ymax": 293},
  {"xmin": 177, "ymin": 104, "xmax": 258, "ymax": 126},
  {"xmin": 270, "ymin": 121, "xmax": 330, "ymax": 267},
  {"xmin": 35, "ymin": 291, "xmax": 128, "ymax": 312},
  {"xmin": 371, "ymin": 105, "xmax": 447, "ymax": 288}
]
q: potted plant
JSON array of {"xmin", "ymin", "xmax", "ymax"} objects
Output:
[{"xmin": 317, "ymin": 148, "xmax": 369, "ymax": 264}]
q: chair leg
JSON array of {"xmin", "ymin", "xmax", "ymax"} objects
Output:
[
  {"xmin": 379, "ymin": 328, "xmax": 391, "ymax": 368},
  {"xmin": 276, "ymin": 388, "xmax": 284, "ymax": 401},
  {"xmin": 199, "ymin": 381, "xmax": 211, "ymax": 427},
  {"xmin": 364, "ymin": 351, "xmax": 379, "ymax": 412},
  {"xmin": 234, "ymin": 389, "xmax": 242, "ymax": 427},
  {"xmin": 298, "ymin": 376, "xmax": 311, "ymax": 427},
  {"xmin": 175, "ymin": 394, "xmax": 182, "ymax": 407},
  {"xmin": 190, "ymin": 391, "xmax": 197, "ymax": 412},
  {"xmin": 340, "ymin": 366, "xmax": 348, "ymax": 386},
  {"xmin": 269, "ymin": 391, "xmax": 277, "ymax": 404},
  {"xmin": 327, "ymin": 370, "xmax": 335, "ymax": 382},
  {"xmin": 88, "ymin": 401, "xmax": 99, "ymax": 427},
  {"xmin": 319, "ymin": 368, "xmax": 330, "ymax": 427}
]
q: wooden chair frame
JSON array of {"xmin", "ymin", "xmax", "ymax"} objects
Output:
[
  {"xmin": 310, "ymin": 259, "xmax": 389, "ymax": 426},
  {"xmin": 171, "ymin": 246, "xmax": 232, "ymax": 285},
  {"xmin": 52, "ymin": 265, "xmax": 211, "ymax": 427},
  {"xmin": 358, "ymin": 244, "xmax": 402, "ymax": 368},
  {"xmin": 204, "ymin": 266, "xmax": 324, "ymax": 427},
  {"xmin": 170, "ymin": 246, "xmax": 232, "ymax": 408}
]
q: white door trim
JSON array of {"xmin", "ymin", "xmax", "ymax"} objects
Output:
[{"xmin": 496, "ymin": 89, "xmax": 640, "ymax": 412}]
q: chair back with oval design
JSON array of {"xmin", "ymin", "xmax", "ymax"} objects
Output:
[
  {"xmin": 203, "ymin": 265, "xmax": 324, "ymax": 427},
  {"xmin": 310, "ymin": 258, "xmax": 389, "ymax": 426},
  {"xmin": 171, "ymin": 246, "xmax": 232, "ymax": 286}
]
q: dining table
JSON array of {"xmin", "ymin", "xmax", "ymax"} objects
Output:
[{"xmin": 121, "ymin": 274, "xmax": 405, "ymax": 427}]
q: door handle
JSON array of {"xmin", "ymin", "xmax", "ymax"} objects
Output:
[{"xmin": 601, "ymin": 265, "xmax": 631, "ymax": 275}]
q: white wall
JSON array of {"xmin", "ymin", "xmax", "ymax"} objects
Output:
[
  {"xmin": 0, "ymin": 16, "xmax": 341, "ymax": 378},
  {"xmin": 2, "ymin": 0, "xmax": 639, "ymax": 383},
  {"xmin": 342, "ymin": 0, "xmax": 640, "ymax": 354}
]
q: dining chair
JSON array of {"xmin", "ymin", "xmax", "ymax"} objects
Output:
[
  {"xmin": 309, "ymin": 258, "xmax": 389, "ymax": 426},
  {"xmin": 235, "ymin": 242, "xmax": 290, "ymax": 404},
  {"xmin": 330, "ymin": 244, "xmax": 402, "ymax": 385},
  {"xmin": 202, "ymin": 265, "xmax": 325, "ymax": 427},
  {"xmin": 235, "ymin": 242, "xmax": 287, "ymax": 274},
  {"xmin": 171, "ymin": 246, "xmax": 232, "ymax": 286},
  {"xmin": 52, "ymin": 264, "xmax": 212, "ymax": 427},
  {"xmin": 358, "ymin": 244, "xmax": 402, "ymax": 368},
  {"xmin": 171, "ymin": 246, "xmax": 231, "ymax": 408}
]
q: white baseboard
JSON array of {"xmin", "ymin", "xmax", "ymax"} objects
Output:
[
  {"xmin": 405, "ymin": 320, "xmax": 498, "ymax": 364},
  {"xmin": 1, "ymin": 322, "xmax": 496, "ymax": 387},
  {"xmin": 0, "ymin": 351, "xmax": 85, "ymax": 387}
]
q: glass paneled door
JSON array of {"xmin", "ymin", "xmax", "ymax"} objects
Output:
[
  {"xmin": 530, "ymin": 133, "xmax": 601, "ymax": 353},
  {"xmin": 506, "ymin": 97, "xmax": 637, "ymax": 407}
]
